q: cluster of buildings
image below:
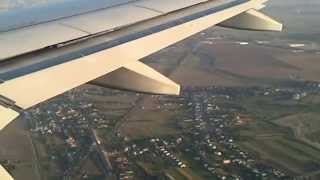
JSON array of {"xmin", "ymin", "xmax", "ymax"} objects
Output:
[
  {"xmin": 24, "ymin": 81, "xmax": 320, "ymax": 179},
  {"xmin": 177, "ymin": 88, "xmax": 287, "ymax": 179}
]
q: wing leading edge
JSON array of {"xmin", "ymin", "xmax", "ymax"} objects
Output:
[{"xmin": 0, "ymin": 0, "xmax": 282, "ymax": 177}]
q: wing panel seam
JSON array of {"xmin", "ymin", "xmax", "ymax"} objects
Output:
[
  {"xmin": 133, "ymin": 4, "xmax": 164, "ymax": 14},
  {"xmin": 58, "ymin": 22, "xmax": 91, "ymax": 35}
]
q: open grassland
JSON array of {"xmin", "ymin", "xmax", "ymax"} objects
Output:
[
  {"xmin": 138, "ymin": 162, "xmax": 205, "ymax": 180},
  {"xmin": 241, "ymin": 136, "xmax": 320, "ymax": 175},
  {"xmin": 118, "ymin": 96, "xmax": 184, "ymax": 139},
  {"xmin": 274, "ymin": 112, "xmax": 320, "ymax": 149},
  {"xmin": 302, "ymin": 94, "xmax": 320, "ymax": 104},
  {"xmin": 206, "ymin": 43, "xmax": 298, "ymax": 78},
  {"xmin": 0, "ymin": 119, "xmax": 37, "ymax": 180},
  {"xmin": 239, "ymin": 123, "xmax": 320, "ymax": 178},
  {"xmin": 233, "ymin": 93, "xmax": 320, "ymax": 177},
  {"xmin": 119, "ymin": 109, "xmax": 179, "ymax": 140},
  {"xmin": 276, "ymin": 53, "xmax": 320, "ymax": 82},
  {"xmin": 166, "ymin": 168, "xmax": 187, "ymax": 180},
  {"xmin": 166, "ymin": 168, "xmax": 205, "ymax": 180},
  {"xmin": 156, "ymin": 30, "xmax": 320, "ymax": 87},
  {"xmin": 236, "ymin": 96, "xmax": 300, "ymax": 121},
  {"xmin": 235, "ymin": 94, "xmax": 320, "ymax": 121},
  {"xmin": 171, "ymin": 53, "xmax": 253, "ymax": 87},
  {"xmin": 236, "ymin": 94, "xmax": 320, "ymax": 150}
]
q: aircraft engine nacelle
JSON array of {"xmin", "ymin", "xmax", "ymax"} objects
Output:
[
  {"xmin": 218, "ymin": 9, "xmax": 283, "ymax": 32},
  {"xmin": 89, "ymin": 61, "xmax": 180, "ymax": 95}
]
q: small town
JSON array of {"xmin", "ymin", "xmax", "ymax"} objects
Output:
[{"xmin": 5, "ymin": 81, "xmax": 318, "ymax": 180}]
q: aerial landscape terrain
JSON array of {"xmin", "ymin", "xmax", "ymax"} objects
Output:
[{"xmin": 0, "ymin": 0, "xmax": 320, "ymax": 180}]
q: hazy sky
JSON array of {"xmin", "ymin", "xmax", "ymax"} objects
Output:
[
  {"xmin": 0, "ymin": 0, "xmax": 57, "ymax": 10},
  {"xmin": 1, "ymin": 0, "xmax": 320, "ymax": 11}
]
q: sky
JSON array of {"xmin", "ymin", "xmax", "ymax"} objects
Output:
[{"xmin": 0, "ymin": 0, "xmax": 53, "ymax": 9}]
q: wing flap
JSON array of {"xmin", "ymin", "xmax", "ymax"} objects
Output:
[
  {"xmin": 0, "ymin": 23, "xmax": 89, "ymax": 61},
  {"xmin": 218, "ymin": 9, "xmax": 283, "ymax": 31},
  {"xmin": 133, "ymin": 0, "xmax": 208, "ymax": 13},
  {"xmin": 0, "ymin": 105, "xmax": 19, "ymax": 130},
  {"xmin": 58, "ymin": 5, "xmax": 161, "ymax": 35},
  {"xmin": 0, "ymin": 0, "xmax": 211, "ymax": 61},
  {"xmin": 90, "ymin": 61, "xmax": 180, "ymax": 95},
  {"xmin": 0, "ymin": 3, "xmax": 160, "ymax": 61},
  {"xmin": 0, "ymin": 165, "xmax": 14, "ymax": 180}
]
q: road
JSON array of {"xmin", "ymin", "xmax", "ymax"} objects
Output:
[{"xmin": 27, "ymin": 133, "xmax": 41, "ymax": 180}]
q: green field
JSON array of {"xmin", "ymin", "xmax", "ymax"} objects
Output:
[
  {"xmin": 232, "ymin": 94, "xmax": 320, "ymax": 177},
  {"xmin": 241, "ymin": 136, "xmax": 320, "ymax": 175},
  {"xmin": 165, "ymin": 168, "xmax": 205, "ymax": 180},
  {"xmin": 273, "ymin": 112, "xmax": 320, "ymax": 148}
]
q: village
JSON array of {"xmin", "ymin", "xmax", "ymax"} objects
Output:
[{"xmin": 21, "ymin": 81, "xmax": 320, "ymax": 180}]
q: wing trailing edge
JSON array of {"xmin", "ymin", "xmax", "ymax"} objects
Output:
[
  {"xmin": 90, "ymin": 61, "xmax": 180, "ymax": 95},
  {"xmin": 218, "ymin": 9, "xmax": 283, "ymax": 31}
]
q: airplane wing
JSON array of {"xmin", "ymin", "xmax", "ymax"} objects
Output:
[
  {"xmin": 0, "ymin": 0, "xmax": 283, "ymax": 178},
  {"xmin": 0, "ymin": 0, "xmax": 282, "ymax": 131}
]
